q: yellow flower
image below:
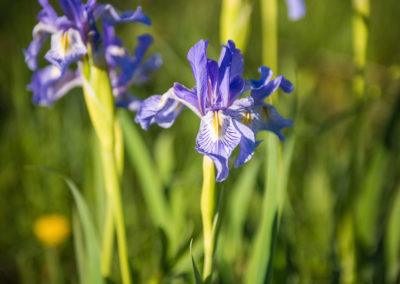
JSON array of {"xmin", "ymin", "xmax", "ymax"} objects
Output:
[{"xmin": 34, "ymin": 214, "xmax": 71, "ymax": 247}]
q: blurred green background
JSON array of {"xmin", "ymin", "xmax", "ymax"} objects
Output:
[{"xmin": 1, "ymin": 0, "xmax": 400, "ymax": 283}]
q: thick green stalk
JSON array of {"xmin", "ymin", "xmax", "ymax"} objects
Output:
[
  {"xmin": 201, "ymin": 156, "xmax": 217, "ymax": 281},
  {"xmin": 261, "ymin": 0, "xmax": 278, "ymax": 73},
  {"xmin": 82, "ymin": 58, "xmax": 131, "ymax": 284},
  {"xmin": 101, "ymin": 203, "xmax": 114, "ymax": 277},
  {"xmin": 352, "ymin": 0, "xmax": 369, "ymax": 97},
  {"xmin": 101, "ymin": 150, "xmax": 131, "ymax": 284},
  {"xmin": 246, "ymin": 1, "xmax": 282, "ymax": 282},
  {"xmin": 220, "ymin": 0, "xmax": 252, "ymax": 50}
]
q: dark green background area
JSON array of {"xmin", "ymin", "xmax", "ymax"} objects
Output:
[{"xmin": 0, "ymin": 0, "xmax": 400, "ymax": 283}]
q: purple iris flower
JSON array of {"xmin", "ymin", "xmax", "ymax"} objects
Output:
[
  {"xmin": 24, "ymin": 0, "xmax": 159, "ymax": 107},
  {"xmin": 135, "ymin": 40, "xmax": 294, "ymax": 182},
  {"xmin": 286, "ymin": 0, "xmax": 306, "ymax": 21}
]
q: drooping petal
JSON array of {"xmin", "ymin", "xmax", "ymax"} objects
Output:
[
  {"xmin": 286, "ymin": 0, "xmax": 306, "ymax": 21},
  {"xmin": 232, "ymin": 119, "xmax": 256, "ymax": 167},
  {"xmin": 173, "ymin": 83, "xmax": 202, "ymax": 117},
  {"xmin": 28, "ymin": 65, "xmax": 81, "ymax": 106},
  {"xmin": 195, "ymin": 110, "xmax": 241, "ymax": 182},
  {"xmin": 44, "ymin": 28, "xmax": 87, "ymax": 71},
  {"xmin": 135, "ymin": 89, "xmax": 183, "ymax": 130},
  {"xmin": 24, "ymin": 24, "xmax": 52, "ymax": 71},
  {"xmin": 187, "ymin": 40, "xmax": 209, "ymax": 115},
  {"xmin": 256, "ymin": 104, "xmax": 294, "ymax": 141},
  {"xmin": 94, "ymin": 5, "xmax": 151, "ymax": 26}
]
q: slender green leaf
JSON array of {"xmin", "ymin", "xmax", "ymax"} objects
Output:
[
  {"xmin": 30, "ymin": 168, "xmax": 102, "ymax": 284},
  {"xmin": 119, "ymin": 111, "xmax": 172, "ymax": 235},
  {"xmin": 385, "ymin": 183, "xmax": 400, "ymax": 282},
  {"xmin": 190, "ymin": 239, "xmax": 203, "ymax": 284}
]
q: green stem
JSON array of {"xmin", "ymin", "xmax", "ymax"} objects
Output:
[
  {"xmin": 260, "ymin": 0, "xmax": 278, "ymax": 73},
  {"xmin": 352, "ymin": 0, "xmax": 370, "ymax": 98},
  {"xmin": 101, "ymin": 203, "xmax": 114, "ymax": 278},
  {"xmin": 102, "ymin": 149, "xmax": 131, "ymax": 284},
  {"xmin": 201, "ymin": 156, "xmax": 217, "ymax": 281},
  {"xmin": 45, "ymin": 248, "xmax": 60, "ymax": 284}
]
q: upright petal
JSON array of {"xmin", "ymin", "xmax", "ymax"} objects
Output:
[
  {"xmin": 227, "ymin": 40, "xmax": 244, "ymax": 79},
  {"xmin": 95, "ymin": 5, "xmax": 151, "ymax": 26},
  {"xmin": 113, "ymin": 34, "xmax": 153, "ymax": 91},
  {"xmin": 28, "ymin": 66, "xmax": 81, "ymax": 106},
  {"xmin": 250, "ymin": 66, "xmax": 273, "ymax": 88},
  {"xmin": 286, "ymin": 0, "xmax": 306, "ymax": 21},
  {"xmin": 45, "ymin": 28, "xmax": 87, "ymax": 71},
  {"xmin": 187, "ymin": 40, "xmax": 209, "ymax": 115},
  {"xmin": 217, "ymin": 45, "xmax": 232, "ymax": 108},
  {"xmin": 195, "ymin": 110, "xmax": 241, "ymax": 182},
  {"xmin": 38, "ymin": 0, "xmax": 58, "ymax": 23}
]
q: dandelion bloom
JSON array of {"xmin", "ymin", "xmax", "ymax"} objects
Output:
[
  {"xmin": 34, "ymin": 214, "xmax": 71, "ymax": 247},
  {"xmin": 136, "ymin": 40, "xmax": 293, "ymax": 181}
]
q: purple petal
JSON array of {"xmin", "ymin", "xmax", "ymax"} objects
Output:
[
  {"xmin": 256, "ymin": 104, "xmax": 294, "ymax": 141},
  {"xmin": 132, "ymin": 53, "xmax": 162, "ymax": 84},
  {"xmin": 217, "ymin": 45, "xmax": 232, "ymax": 108},
  {"xmin": 286, "ymin": 0, "xmax": 306, "ymax": 21},
  {"xmin": 251, "ymin": 76, "xmax": 282, "ymax": 103},
  {"xmin": 173, "ymin": 83, "xmax": 201, "ymax": 117},
  {"xmin": 38, "ymin": 0, "xmax": 58, "ymax": 23},
  {"xmin": 187, "ymin": 40, "xmax": 209, "ymax": 115},
  {"xmin": 135, "ymin": 89, "xmax": 183, "ymax": 130},
  {"xmin": 28, "ymin": 66, "xmax": 81, "ymax": 106},
  {"xmin": 232, "ymin": 120, "xmax": 256, "ymax": 168},
  {"xmin": 95, "ymin": 5, "xmax": 151, "ymax": 26},
  {"xmin": 24, "ymin": 24, "xmax": 51, "ymax": 71},
  {"xmin": 195, "ymin": 110, "xmax": 242, "ymax": 182},
  {"xmin": 115, "ymin": 93, "xmax": 142, "ymax": 111},
  {"xmin": 227, "ymin": 40, "xmax": 244, "ymax": 79},
  {"xmin": 207, "ymin": 59, "xmax": 219, "ymax": 105},
  {"xmin": 250, "ymin": 66, "xmax": 273, "ymax": 88},
  {"xmin": 44, "ymin": 28, "xmax": 87, "ymax": 71},
  {"xmin": 280, "ymin": 76, "xmax": 294, "ymax": 93},
  {"xmin": 228, "ymin": 75, "xmax": 245, "ymax": 106}
]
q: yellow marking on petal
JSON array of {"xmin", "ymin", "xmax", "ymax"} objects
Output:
[
  {"xmin": 242, "ymin": 112, "xmax": 252, "ymax": 126},
  {"xmin": 61, "ymin": 32, "xmax": 70, "ymax": 55},
  {"xmin": 212, "ymin": 111, "xmax": 222, "ymax": 138},
  {"xmin": 51, "ymin": 66, "xmax": 61, "ymax": 77},
  {"xmin": 34, "ymin": 214, "xmax": 71, "ymax": 247}
]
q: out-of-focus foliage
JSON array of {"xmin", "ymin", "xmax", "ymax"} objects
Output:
[{"xmin": 1, "ymin": 0, "xmax": 400, "ymax": 283}]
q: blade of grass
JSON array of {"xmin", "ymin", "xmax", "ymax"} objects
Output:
[
  {"xmin": 119, "ymin": 111, "xmax": 172, "ymax": 236},
  {"xmin": 30, "ymin": 168, "xmax": 102, "ymax": 284},
  {"xmin": 385, "ymin": 183, "xmax": 400, "ymax": 282}
]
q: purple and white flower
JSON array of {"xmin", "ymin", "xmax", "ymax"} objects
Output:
[
  {"xmin": 135, "ymin": 40, "xmax": 294, "ymax": 182},
  {"xmin": 24, "ymin": 0, "xmax": 159, "ymax": 107}
]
